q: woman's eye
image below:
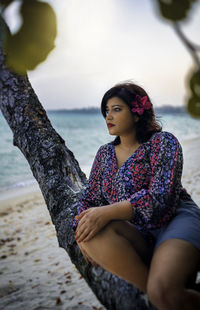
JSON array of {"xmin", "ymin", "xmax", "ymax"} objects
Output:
[
  {"xmin": 114, "ymin": 108, "xmax": 121, "ymax": 112},
  {"xmin": 105, "ymin": 107, "xmax": 121, "ymax": 115}
]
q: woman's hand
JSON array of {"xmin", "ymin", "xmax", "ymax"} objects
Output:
[{"xmin": 75, "ymin": 206, "xmax": 110, "ymax": 243}]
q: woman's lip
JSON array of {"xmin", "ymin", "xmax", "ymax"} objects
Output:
[{"xmin": 107, "ymin": 123, "xmax": 115, "ymax": 128}]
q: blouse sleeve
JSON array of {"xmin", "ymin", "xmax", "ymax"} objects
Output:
[
  {"xmin": 73, "ymin": 145, "xmax": 106, "ymax": 229},
  {"xmin": 128, "ymin": 132, "xmax": 183, "ymax": 228}
]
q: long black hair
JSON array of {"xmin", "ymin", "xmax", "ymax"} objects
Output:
[{"xmin": 101, "ymin": 81, "xmax": 162, "ymax": 144}]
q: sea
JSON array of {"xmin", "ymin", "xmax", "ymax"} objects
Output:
[{"xmin": 0, "ymin": 108, "xmax": 200, "ymax": 194}]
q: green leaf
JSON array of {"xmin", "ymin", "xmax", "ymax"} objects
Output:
[
  {"xmin": 156, "ymin": 0, "xmax": 193, "ymax": 21},
  {"xmin": 187, "ymin": 95, "xmax": 200, "ymax": 118},
  {"xmin": 4, "ymin": 0, "xmax": 57, "ymax": 75},
  {"xmin": 186, "ymin": 68, "xmax": 200, "ymax": 118},
  {"xmin": 188, "ymin": 0, "xmax": 199, "ymax": 3},
  {"xmin": 190, "ymin": 69, "xmax": 200, "ymax": 97},
  {"xmin": 0, "ymin": 0, "xmax": 15, "ymax": 10}
]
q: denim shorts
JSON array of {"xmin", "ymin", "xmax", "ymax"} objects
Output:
[{"xmin": 149, "ymin": 198, "xmax": 200, "ymax": 254}]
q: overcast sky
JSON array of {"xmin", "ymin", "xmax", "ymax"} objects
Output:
[{"xmin": 4, "ymin": 0, "xmax": 200, "ymax": 110}]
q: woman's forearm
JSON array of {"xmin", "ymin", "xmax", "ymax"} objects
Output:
[{"xmin": 104, "ymin": 200, "xmax": 133, "ymax": 221}]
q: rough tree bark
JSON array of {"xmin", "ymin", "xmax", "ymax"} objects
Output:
[{"xmin": 0, "ymin": 17, "xmax": 156, "ymax": 310}]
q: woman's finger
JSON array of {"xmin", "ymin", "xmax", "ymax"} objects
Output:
[
  {"xmin": 75, "ymin": 209, "xmax": 89, "ymax": 219},
  {"xmin": 75, "ymin": 217, "xmax": 87, "ymax": 236},
  {"xmin": 76, "ymin": 226, "xmax": 90, "ymax": 243},
  {"xmin": 82, "ymin": 229, "xmax": 96, "ymax": 242},
  {"xmin": 77, "ymin": 231, "xmax": 89, "ymax": 243}
]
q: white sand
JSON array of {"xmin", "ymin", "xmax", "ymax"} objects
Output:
[
  {"xmin": 0, "ymin": 188, "xmax": 105, "ymax": 310},
  {"xmin": 181, "ymin": 137, "xmax": 200, "ymax": 206},
  {"xmin": 0, "ymin": 137, "xmax": 200, "ymax": 310}
]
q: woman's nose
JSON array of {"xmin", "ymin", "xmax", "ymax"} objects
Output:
[{"xmin": 106, "ymin": 111, "xmax": 113, "ymax": 120}]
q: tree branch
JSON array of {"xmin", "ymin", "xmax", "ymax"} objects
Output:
[
  {"xmin": 0, "ymin": 15, "xmax": 156, "ymax": 310},
  {"xmin": 173, "ymin": 23, "xmax": 200, "ymax": 69}
]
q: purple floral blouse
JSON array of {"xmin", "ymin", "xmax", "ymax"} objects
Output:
[{"xmin": 73, "ymin": 131, "xmax": 191, "ymax": 234}]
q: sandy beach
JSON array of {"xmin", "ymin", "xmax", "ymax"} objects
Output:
[
  {"xmin": 0, "ymin": 137, "xmax": 200, "ymax": 310},
  {"xmin": 0, "ymin": 185, "xmax": 105, "ymax": 310}
]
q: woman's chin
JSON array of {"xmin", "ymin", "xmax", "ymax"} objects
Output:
[
  {"xmin": 108, "ymin": 132, "xmax": 117, "ymax": 136},
  {"xmin": 108, "ymin": 128, "xmax": 118, "ymax": 135}
]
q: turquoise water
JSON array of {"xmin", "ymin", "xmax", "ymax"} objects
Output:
[{"xmin": 0, "ymin": 110, "xmax": 199, "ymax": 192}]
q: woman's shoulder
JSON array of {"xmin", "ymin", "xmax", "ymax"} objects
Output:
[
  {"xmin": 146, "ymin": 131, "xmax": 182, "ymax": 155},
  {"xmin": 149, "ymin": 131, "xmax": 180, "ymax": 145},
  {"xmin": 95, "ymin": 142, "xmax": 113, "ymax": 159},
  {"xmin": 97, "ymin": 141, "xmax": 112, "ymax": 152}
]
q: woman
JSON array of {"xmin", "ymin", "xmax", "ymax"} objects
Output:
[{"xmin": 73, "ymin": 82, "xmax": 200, "ymax": 310}]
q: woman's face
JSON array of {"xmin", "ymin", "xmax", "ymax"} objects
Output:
[{"xmin": 105, "ymin": 97, "xmax": 138, "ymax": 137}]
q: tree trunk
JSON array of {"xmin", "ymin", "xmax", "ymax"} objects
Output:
[{"xmin": 0, "ymin": 17, "xmax": 156, "ymax": 310}]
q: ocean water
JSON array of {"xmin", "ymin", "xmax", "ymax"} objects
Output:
[{"xmin": 0, "ymin": 110, "xmax": 199, "ymax": 193}]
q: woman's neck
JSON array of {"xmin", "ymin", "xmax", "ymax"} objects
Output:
[{"xmin": 119, "ymin": 132, "xmax": 140, "ymax": 150}]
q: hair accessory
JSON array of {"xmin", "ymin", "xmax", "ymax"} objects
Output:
[{"xmin": 131, "ymin": 95, "xmax": 152, "ymax": 115}]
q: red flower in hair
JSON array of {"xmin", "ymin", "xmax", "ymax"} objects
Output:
[{"xmin": 131, "ymin": 95, "xmax": 152, "ymax": 115}]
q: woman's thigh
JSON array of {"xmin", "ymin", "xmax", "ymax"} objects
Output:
[
  {"xmin": 109, "ymin": 220, "xmax": 153, "ymax": 263},
  {"xmin": 81, "ymin": 220, "xmax": 153, "ymax": 266},
  {"xmin": 147, "ymin": 238, "xmax": 200, "ymax": 292}
]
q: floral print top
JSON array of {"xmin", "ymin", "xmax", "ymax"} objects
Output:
[{"xmin": 73, "ymin": 131, "xmax": 191, "ymax": 234}]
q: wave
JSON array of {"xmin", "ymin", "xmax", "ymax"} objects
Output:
[{"xmin": 0, "ymin": 179, "xmax": 37, "ymax": 193}]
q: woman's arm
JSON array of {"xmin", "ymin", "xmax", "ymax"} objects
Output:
[
  {"xmin": 75, "ymin": 200, "xmax": 133, "ymax": 242},
  {"xmin": 127, "ymin": 131, "xmax": 183, "ymax": 228},
  {"xmin": 105, "ymin": 200, "xmax": 133, "ymax": 220},
  {"xmin": 73, "ymin": 145, "xmax": 106, "ymax": 230}
]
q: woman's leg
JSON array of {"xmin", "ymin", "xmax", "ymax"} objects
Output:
[
  {"xmin": 147, "ymin": 239, "xmax": 200, "ymax": 310},
  {"xmin": 78, "ymin": 220, "xmax": 151, "ymax": 292}
]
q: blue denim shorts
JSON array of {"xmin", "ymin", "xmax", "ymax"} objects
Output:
[{"xmin": 149, "ymin": 198, "xmax": 200, "ymax": 253}]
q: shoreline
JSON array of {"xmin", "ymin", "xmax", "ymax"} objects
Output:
[{"xmin": 0, "ymin": 183, "xmax": 40, "ymax": 207}]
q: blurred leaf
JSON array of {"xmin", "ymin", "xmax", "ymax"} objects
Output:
[
  {"xmin": 190, "ymin": 69, "xmax": 200, "ymax": 97},
  {"xmin": 186, "ymin": 68, "xmax": 200, "ymax": 118},
  {"xmin": 156, "ymin": 0, "xmax": 197, "ymax": 21},
  {"xmin": 0, "ymin": 0, "xmax": 14, "ymax": 10},
  {"xmin": 0, "ymin": 13, "xmax": 11, "ymax": 44},
  {"xmin": 188, "ymin": 0, "xmax": 199, "ymax": 3},
  {"xmin": 3, "ymin": 0, "xmax": 57, "ymax": 75},
  {"xmin": 187, "ymin": 95, "xmax": 200, "ymax": 118}
]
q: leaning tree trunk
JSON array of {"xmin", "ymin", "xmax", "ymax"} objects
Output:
[{"xmin": 0, "ymin": 17, "xmax": 156, "ymax": 310}]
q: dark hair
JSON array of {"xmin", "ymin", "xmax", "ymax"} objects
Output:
[{"xmin": 101, "ymin": 81, "xmax": 162, "ymax": 144}]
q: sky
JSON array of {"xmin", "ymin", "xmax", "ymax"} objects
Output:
[{"xmin": 4, "ymin": 0, "xmax": 200, "ymax": 110}]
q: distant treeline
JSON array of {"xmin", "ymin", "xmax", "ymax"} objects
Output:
[
  {"xmin": 155, "ymin": 105, "xmax": 187, "ymax": 114},
  {"xmin": 47, "ymin": 105, "xmax": 187, "ymax": 115}
]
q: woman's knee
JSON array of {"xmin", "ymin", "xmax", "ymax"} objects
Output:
[
  {"xmin": 79, "ymin": 223, "xmax": 115, "ymax": 253},
  {"xmin": 147, "ymin": 274, "xmax": 183, "ymax": 309},
  {"xmin": 82, "ymin": 220, "xmax": 124, "ymax": 247},
  {"xmin": 147, "ymin": 275, "xmax": 166, "ymax": 306}
]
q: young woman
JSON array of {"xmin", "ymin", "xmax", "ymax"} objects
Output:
[{"xmin": 73, "ymin": 82, "xmax": 200, "ymax": 310}]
